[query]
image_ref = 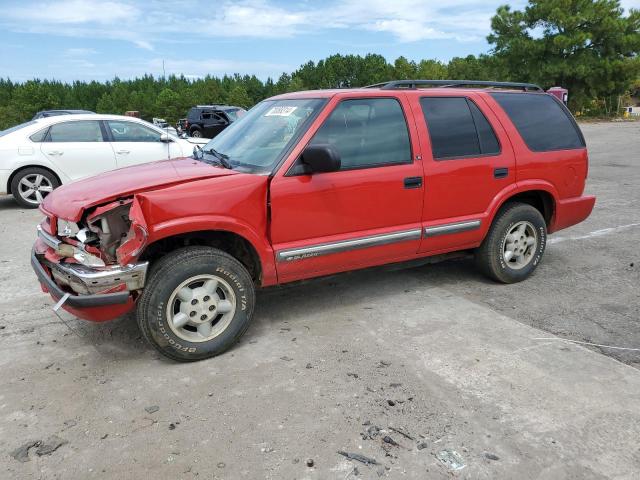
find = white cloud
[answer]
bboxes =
[198,0,493,42]
[5,0,635,51]
[5,0,138,24]
[0,0,500,49]
[215,0,308,37]
[63,47,97,56]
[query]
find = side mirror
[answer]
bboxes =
[300,144,341,174]
[160,133,172,143]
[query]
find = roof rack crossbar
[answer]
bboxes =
[363,79,543,92]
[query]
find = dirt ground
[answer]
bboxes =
[0,122,639,479]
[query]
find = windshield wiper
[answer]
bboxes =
[201,147,233,169]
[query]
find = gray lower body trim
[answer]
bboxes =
[424,220,481,237]
[277,228,422,262]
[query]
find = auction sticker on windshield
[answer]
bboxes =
[265,106,297,117]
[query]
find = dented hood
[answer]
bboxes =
[42,157,237,221]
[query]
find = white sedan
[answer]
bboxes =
[0,114,208,207]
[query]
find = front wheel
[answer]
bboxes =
[190,128,203,138]
[137,247,255,361]
[475,203,547,283]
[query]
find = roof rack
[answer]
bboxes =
[364,80,543,92]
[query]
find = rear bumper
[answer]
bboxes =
[549,195,596,233]
[31,245,146,321]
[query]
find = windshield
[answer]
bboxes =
[200,98,326,174]
[0,120,36,138]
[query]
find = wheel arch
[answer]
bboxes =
[140,229,266,286]
[499,189,555,227]
[487,182,558,230]
[7,165,63,195]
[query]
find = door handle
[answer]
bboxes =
[403,176,423,189]
[47,151,63,156]
[494,167,509,179]
[116,150,130,155]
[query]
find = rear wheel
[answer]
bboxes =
[190,128,203,138]
[475,203,547,283]
[137,246,255,362]
[11,167,59,208]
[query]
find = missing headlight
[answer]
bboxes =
[86,200,133,263]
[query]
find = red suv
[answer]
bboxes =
[31,80,595,361]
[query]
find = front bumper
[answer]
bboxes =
[31,243,148,321]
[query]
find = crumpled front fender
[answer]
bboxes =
[116,196,149,265]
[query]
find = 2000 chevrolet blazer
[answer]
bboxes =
[31,80,596,361]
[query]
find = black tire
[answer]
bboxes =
[136,246,255,362]
[190,127,203,138]
[475,203,547,283]
[11,167,60,208]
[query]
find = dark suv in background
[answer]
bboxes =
[185,105,246,138]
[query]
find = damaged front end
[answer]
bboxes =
[32,197,149,322]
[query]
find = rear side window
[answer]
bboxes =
[309,98,411,170]
[46,121,104,142]
[107,121,162,142]
[490,93,584,151]
[420,97,500,160]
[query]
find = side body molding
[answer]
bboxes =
[277,228,422,262]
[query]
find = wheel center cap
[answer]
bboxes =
[189,298,218,323]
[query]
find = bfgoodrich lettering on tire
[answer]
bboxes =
[136,246,255,362]
[475,202,547,283]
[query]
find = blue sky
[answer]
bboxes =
[0,0,639,82]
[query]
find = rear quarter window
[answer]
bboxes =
[490,93,585,152]
[420,97,500,160]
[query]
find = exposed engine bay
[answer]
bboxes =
[85,200,133,263]
[54,197,147,268]
[35,197,149,299]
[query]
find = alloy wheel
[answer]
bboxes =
[166,274,236,342]
[501,221,538,270]
[18,174,54,205]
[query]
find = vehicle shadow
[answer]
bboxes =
[0,195,22,211]
[68,257,490,362]
[245,256,489,340]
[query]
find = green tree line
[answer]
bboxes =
[0,0,638,130]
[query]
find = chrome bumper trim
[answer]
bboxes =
[46,260,149,295]
[424,220,481,237]
[37,224,62,249]
[277,228,422,262]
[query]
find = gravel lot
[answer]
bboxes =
[1,121,639,479]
